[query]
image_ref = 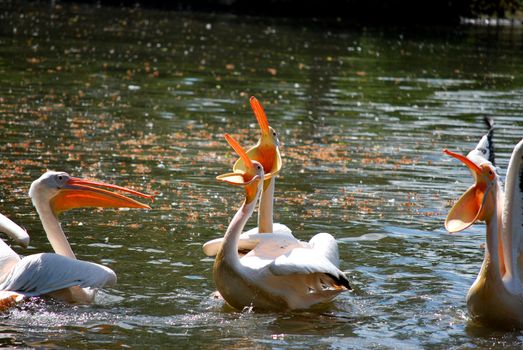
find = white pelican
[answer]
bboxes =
[235,96,287,234]
[0,171,153,305]
[203,96,293,257]
[213,134,350,310]
[444,130,523,329]
[0,212,30,309]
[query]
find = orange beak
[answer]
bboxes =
[250,96,270,137]
[226,134,255,175]
[444,149,481,176]
[50,177,154,215]
[232,97,282,184]
[217,134,263,204]
[444,149,489,233]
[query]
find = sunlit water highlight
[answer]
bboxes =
[1,2,523,348]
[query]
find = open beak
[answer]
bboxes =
[50,177,154,215]
[250,96,282,176]
[0,213,29,248]
[217,134,263,203]
[250,96,270,137]
[232,97,282,183]
[266,142,282,177]
[444,149,489,233]
[444,149,482,177]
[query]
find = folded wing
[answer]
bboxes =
[269,248,351,290]
[503,139,523,291]
[0,253,116,296]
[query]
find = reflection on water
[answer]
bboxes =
[1,1,523,348]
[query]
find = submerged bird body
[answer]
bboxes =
[445,120,523,329]
[213,135,350,311]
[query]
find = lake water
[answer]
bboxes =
[1,2,523,348]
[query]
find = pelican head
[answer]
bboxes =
[233,97,282,185]
[0,213,29,248]
[29,171,153,215]
[217,134,266,204]
[467,117,496,168]
[444,149,499,233]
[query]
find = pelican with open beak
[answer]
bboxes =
[233,96,285,234]
[203,96,294,257]
[445,130,523,329]
[0,171,153,305]
[212,134,350,310]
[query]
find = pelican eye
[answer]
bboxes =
[486,168,497,180]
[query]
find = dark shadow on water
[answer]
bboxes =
[54,0,505,25]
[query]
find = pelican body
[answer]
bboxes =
[213,135,350,311]
[0,171,152,305]
[445,123,523,329]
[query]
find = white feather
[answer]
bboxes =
[0,253,116,296]
[269,247,343,277]
[202,223,294,257]
[502,139,523,291]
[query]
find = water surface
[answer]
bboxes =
[1,2,523,348]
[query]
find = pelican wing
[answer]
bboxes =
[203,225,296,257]
[203,233,262,257]
[0,240,21,281]
[504,139,523,288]
[268,248,350,289]
[0,253,116,296]
[240,233,305,271]
[308,232,340,267]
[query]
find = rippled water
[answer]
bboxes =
[1,2,523,348]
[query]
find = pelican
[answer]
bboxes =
[444,127,523,329]
[234,96,287,234]
[0,171,153,305]
[0,212,30,309]
[212,134,350,310]
[203,96,293,257]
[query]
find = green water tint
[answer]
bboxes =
[1,1,523,348]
